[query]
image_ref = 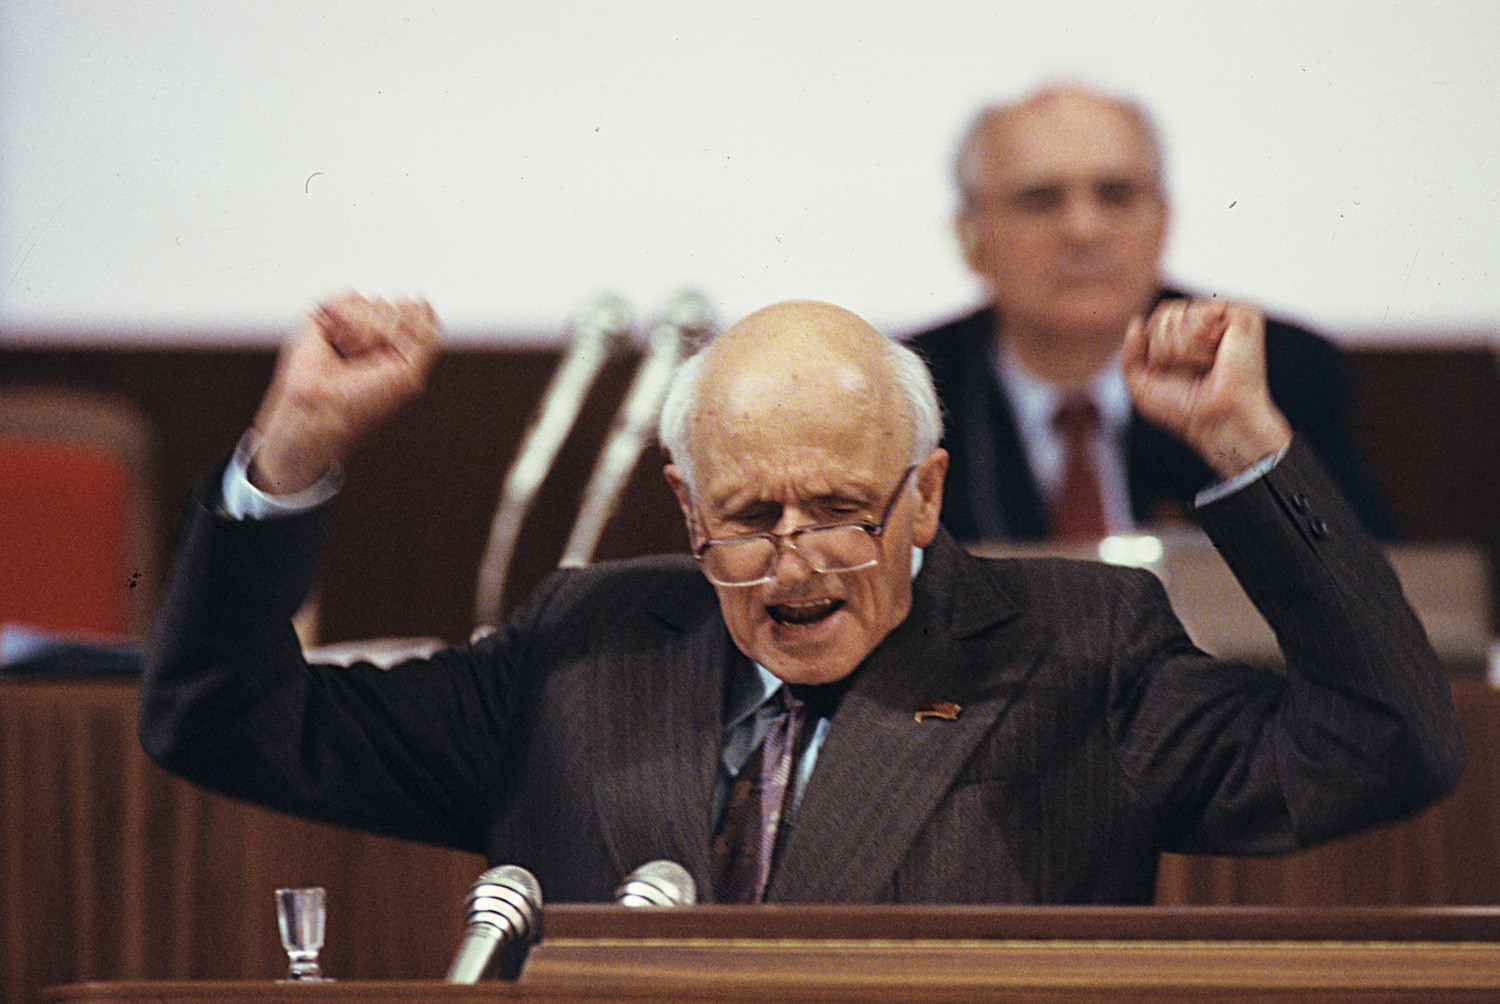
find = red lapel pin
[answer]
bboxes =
[914,700,961,722]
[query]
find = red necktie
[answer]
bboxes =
[711,688,805,903]
[1051,394,1108,540]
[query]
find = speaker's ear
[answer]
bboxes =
[954,215,982,272]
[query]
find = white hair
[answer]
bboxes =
[657,332,942,500]
[952,83,1165,211]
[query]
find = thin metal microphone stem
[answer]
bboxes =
[473,295,632,630]
[557,290,713,569]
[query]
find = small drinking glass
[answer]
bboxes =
[275,886,327,981]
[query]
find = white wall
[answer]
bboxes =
[2,1,1496,345]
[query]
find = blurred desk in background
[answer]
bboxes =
[969,533,1500,907]
[968,534,1496,675]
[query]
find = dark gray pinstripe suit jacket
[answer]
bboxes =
[140,439,1462,904]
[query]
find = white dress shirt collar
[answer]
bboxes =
[992,343,1135,533]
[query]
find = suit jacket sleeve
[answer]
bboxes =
[1261,315,1397,539]
[138,468,573,853]
[1110,437,1462,854]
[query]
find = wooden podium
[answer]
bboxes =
[9,678,1500,1003]
[41,904,1500,1003]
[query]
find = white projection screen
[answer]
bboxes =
[2,1,1496,346]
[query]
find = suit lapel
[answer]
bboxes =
[958,310,1051,540]
[589,573,728,897]
[767,532,1045,902]
[583,534,1051,904]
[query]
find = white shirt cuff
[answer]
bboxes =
[220,430,342,519]
[1193,441,1291,508]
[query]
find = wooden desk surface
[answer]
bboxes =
[969,535,1496,671]
[39,906,1500,1003]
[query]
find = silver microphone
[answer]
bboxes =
[614,859,697,907]
[444,864,543,983]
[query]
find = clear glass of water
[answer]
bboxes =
[275,886,327,981]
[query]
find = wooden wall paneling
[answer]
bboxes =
[334,833,479,982]
[1345,347,1499,540]
[1156,677,1500,906]
[318,348,630,645]
[1344,346,1500,630]
[3,682,115,1002]
[3,340,1495,645]
[1,679,485,1004]
[280,344,688,643]
[1,679,33,1004]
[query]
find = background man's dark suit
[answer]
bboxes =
[906,296,1397,542]
[141,439,1460,905]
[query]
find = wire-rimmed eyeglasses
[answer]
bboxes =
[692,466,917,587]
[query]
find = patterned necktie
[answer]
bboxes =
[711,687,805,903]
[1051,393,1108,540]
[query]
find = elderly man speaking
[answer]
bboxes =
[141,293,1460,905]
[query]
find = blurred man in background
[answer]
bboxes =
[906,82,1394,543]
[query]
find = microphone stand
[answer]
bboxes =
[557,290,713,570]
[472,295,632,631]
